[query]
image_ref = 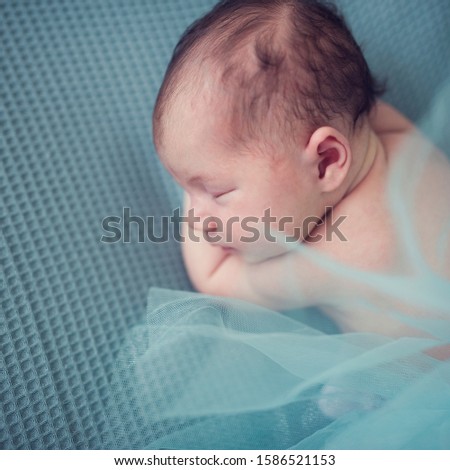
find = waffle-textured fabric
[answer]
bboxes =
[1,0,450,449]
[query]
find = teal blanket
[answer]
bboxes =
[1,0,449,449]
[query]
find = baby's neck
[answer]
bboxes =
[345,123,383,196]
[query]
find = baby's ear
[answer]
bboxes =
[305,126,351,193]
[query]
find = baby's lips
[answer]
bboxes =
[221,246,237,254]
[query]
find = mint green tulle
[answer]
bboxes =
[108,288,449,449]
[108,81,450,449]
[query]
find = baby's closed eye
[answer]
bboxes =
[209,188,236,200]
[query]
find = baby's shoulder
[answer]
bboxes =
[359,129,450,275]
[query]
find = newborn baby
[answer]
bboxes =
[152,0,450,339]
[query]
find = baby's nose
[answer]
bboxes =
[204,219,219,233]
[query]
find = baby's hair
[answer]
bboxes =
[153,0,385,153]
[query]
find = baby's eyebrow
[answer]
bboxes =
[187,175,214,186]
[165,167,211,186]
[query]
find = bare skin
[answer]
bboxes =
[157,97,450,344]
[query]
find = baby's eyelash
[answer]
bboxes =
[212,189,234,199]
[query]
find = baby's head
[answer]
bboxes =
[153,0,383,257]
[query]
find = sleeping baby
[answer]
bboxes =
[152,0,450,340]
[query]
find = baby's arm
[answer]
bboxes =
[183,234,323,311]
[181,191,345,311]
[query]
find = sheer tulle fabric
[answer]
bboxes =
[108,82,450,449]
